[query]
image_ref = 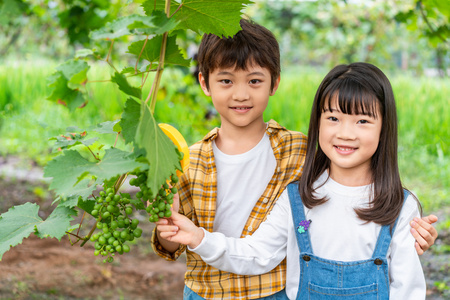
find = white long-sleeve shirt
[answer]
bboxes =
[191,172,426,299]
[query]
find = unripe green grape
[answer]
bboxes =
[107,256,114,263]
[99,191,105,197]
[108,237,116,245]
[163,182,169,189]
[102,211,110,219]
[165,204,171,211]
[158,202,166,211]
[106,245,112,251]
[102,227,109,233]
[103,232,112,239]
[96,222,103,229]
[120,231,128,239]
[164,210,172,218]
[113,231,121,238]
[107,205,115,213]
[131,219,139,227]
[99,236,106,245]
[113,240,119,247]
[171,174,179,183]
[133,228,143,238]
[123,244,130,253]
[158,211,165,218]
[125,207,133,215]
[115,245,122,252]
[136,191,143,198]
[94,250,100,256]
[171,187,178,194]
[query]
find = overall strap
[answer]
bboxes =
[372,189,410,258]
[287,182,313,253]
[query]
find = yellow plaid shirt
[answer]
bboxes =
[152,120,307,299]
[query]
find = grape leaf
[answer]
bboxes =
[142,0,253,37]
[44,148,146,198]
[47,72,85,111]
[127,35,191,67]
[121,97,141,144]
[76,198,96,215]
[35,205,77,239]
[111,72,142,99]
[50,135,98,150]
[90,14,178,40]
[0,203,76,261]
[91,120,120,134]
[56,59,90,89]
[135,103,181,193]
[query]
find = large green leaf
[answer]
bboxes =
[128,35,191,67]
[142,0,253,37]
[47,72,85,111]
[111,72,142,99]
[44,148,147,198]
[135,104,181,193]
[0,203,76,261]
[90,13,178,40]
[121,97,141,144]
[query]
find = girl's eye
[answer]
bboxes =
[357,119,369,124]
[327,116,338,122]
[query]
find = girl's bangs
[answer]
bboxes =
[321,78,380,118]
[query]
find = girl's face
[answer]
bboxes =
[319,97,382,186]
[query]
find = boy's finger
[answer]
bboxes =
[410,227,428,253]
[414,241,424,256]
[411,217,438,242]
[422,214,438,225]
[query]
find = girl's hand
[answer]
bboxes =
[156,211,205,249]
[410,214,438,255]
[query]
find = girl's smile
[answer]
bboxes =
[319,98,382,186]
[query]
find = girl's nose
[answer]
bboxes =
[336,123,356,140]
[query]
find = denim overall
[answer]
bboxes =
[287,182,408,300]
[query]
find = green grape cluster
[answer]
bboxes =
[129,171,179,223]
[89,188,143,263]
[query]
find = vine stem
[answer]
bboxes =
[146,0,172,113]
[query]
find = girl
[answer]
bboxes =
[158,62,426,299]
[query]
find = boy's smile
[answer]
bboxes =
[199,65,280,133]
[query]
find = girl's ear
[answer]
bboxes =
[270,75,281,96]
[198,72,211,96]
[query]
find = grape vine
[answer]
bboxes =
[0,0,252,262]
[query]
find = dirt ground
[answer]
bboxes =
[0,158,449,300]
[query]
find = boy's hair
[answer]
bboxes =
[197,18,280,91]
[299,62,421,226]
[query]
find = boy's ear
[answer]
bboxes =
[270,76,281,96]
[198,72,211,96]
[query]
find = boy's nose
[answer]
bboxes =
[232,86,250,101]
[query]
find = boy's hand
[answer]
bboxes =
[156,211,204,249]
[410,214,438,255]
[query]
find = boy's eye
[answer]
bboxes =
[220,79,232,84]
[249,79,261,84]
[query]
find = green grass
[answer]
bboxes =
[0,61,448,215]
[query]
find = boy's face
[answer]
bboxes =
[199,65,280,131]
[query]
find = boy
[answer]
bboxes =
[152,19,438,300]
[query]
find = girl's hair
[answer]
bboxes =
[299,62,421,226]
